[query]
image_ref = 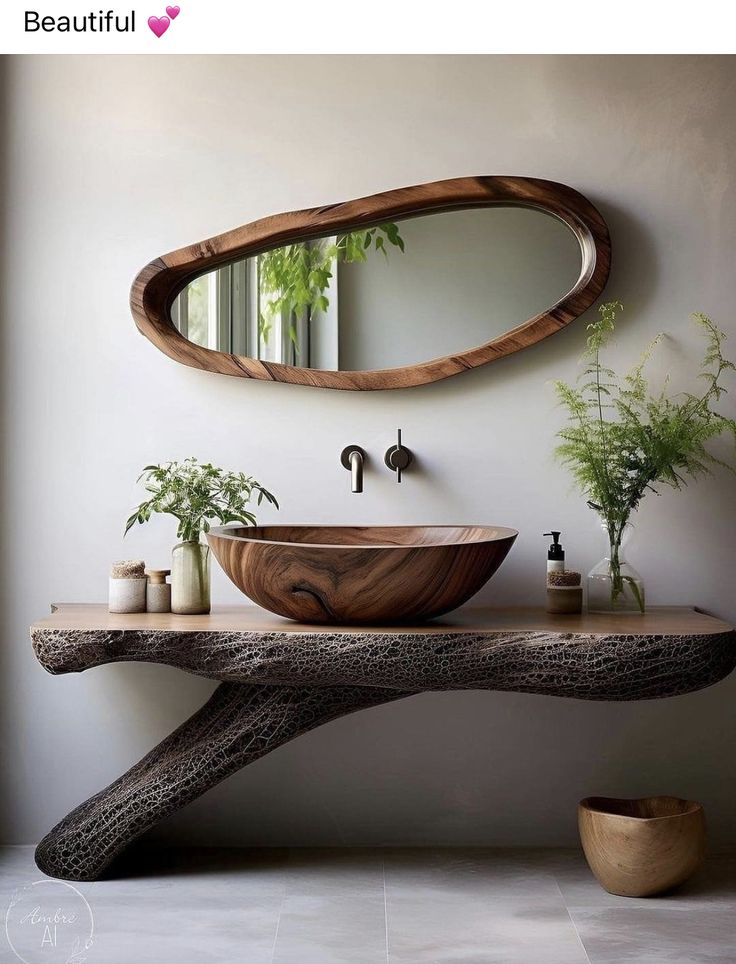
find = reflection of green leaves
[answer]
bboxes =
[258,314,272,344]
[258,223,406,346]
[288,323,299,354]
[335,224,405,264]
[383,221,405,251]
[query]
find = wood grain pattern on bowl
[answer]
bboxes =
[578,795,706,897]
[207,525,517,624]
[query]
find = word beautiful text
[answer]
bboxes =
[25,10,136,32]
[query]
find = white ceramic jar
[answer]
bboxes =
[109,560,147,614]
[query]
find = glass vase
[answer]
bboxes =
[171,540,211,615]
[587,518,645,614]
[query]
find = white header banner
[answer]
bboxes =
[0,0,734,54]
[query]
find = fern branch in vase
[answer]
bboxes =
[554,302,736,613]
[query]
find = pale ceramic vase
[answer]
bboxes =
[171,540,211,615]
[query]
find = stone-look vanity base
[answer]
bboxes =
[35,682,404,882]
[30,605,736,881]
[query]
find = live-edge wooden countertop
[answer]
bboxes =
[32,603,733,637]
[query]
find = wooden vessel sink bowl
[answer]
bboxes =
[207,524,517,624]
[578,796,706,897]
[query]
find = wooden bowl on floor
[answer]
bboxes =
[578,796,705,897]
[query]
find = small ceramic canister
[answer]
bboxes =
[546,570,583,614]
[109,560,146,613]
[146,569,172,613]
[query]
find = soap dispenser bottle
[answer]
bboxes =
[544,531,565,575]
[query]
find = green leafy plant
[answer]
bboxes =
[555,301,736,610]
[258,224,406,348]
[125,458,278,544]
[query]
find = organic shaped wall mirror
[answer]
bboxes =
[131,176,611,390]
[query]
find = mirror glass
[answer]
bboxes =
[171,207,582,372]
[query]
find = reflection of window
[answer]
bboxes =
[256,241,339,369]
[173,251,339,368]
[172,262,252,354]
[173,274,213,348]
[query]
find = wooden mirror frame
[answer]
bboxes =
[130,175,611,391]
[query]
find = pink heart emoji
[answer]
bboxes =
[148,15,170,37]
[166,5,180,18]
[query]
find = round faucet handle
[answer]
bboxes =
[384,429,413,483]
[386,446,411,471]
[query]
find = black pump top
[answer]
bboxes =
[543,531,565,561]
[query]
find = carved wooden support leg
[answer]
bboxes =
[35,682,405,881]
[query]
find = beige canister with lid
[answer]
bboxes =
[146,569,172,613]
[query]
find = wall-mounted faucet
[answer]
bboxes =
[340,432,413,492]
[384,429,413,483]
[340,445,366,493]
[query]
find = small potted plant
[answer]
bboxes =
[555,302,735,613]
[125,458,278,614]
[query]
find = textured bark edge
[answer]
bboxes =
[31,626,736,701]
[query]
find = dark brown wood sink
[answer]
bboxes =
[207,524,517,624]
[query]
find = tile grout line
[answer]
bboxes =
[553,874,592,964]
[382,854,390,964]
[269,849,290,964]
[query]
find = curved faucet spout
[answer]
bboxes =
[349,450,364,494]
[340,445,366,494]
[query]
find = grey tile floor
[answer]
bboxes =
[1,846,734,963]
